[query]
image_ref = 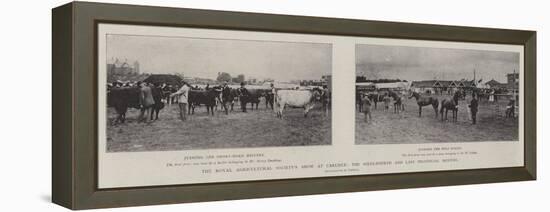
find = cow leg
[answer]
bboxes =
[116,113,123,124]
[223,102,229,115]
[241,100,247,112]
[305,104,314,117]
[155,107,160,120]
[278,104,285,119]
[418,106,422,117]
[455,110,458,122]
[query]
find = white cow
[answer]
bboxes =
[275,89,321,118]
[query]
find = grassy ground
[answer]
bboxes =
[106,100,331,152]
[356,95,519,144]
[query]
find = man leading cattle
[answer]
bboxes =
[170,81,190,121]
[221,82,234,114]
[138,81,155,123]
[237,82,249,112]
[265,83,276,110]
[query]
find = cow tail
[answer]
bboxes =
[273,90,278,113]
[273,92,278,114]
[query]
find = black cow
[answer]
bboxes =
[107,86,164,123]
[188,88,220,116]
[239,89,267,111]
[150,86,165,120]
[220,87,239,114]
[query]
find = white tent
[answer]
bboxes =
[375,82,410,90]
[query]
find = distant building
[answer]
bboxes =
[507,73,519,85]
[485,79,502,89]
[247,78,257,84]
[299,74,332,88]
[410,80,475,94]
[484,72,519,94]
[107,58,145,82]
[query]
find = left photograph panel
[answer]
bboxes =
[103,33,332,152]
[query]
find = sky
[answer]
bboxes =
[356,44,520,83]
[106,34,332,82]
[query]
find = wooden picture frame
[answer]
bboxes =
[52,1,536,210]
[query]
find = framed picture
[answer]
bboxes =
[52,2,536,210]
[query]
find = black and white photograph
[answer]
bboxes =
[105,34,332,152]
[355,44,520,144]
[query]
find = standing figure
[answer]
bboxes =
[221,82,235,114]
[506,98,516,118]
[322,85,331,116]
[150,83,165,121]
[362,94,372,122]
[238,82,249,112]
[383,94,391,111]
[170,82,190,121]
[138,82,155,123]
[468,95,479,124]
[265,83,276,110]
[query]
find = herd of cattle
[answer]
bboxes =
[107,83,331,123]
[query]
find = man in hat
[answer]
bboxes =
[265,83,276,110]
[238,82,249,112]
[468,94,479,124]
[361,93,372,122]
[170,81,190,121]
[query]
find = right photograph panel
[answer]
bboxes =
[355,44,520,144]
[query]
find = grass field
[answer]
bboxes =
[107,100,331,152]
[356,95,519,144]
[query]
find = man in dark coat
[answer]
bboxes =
[506,98,516,118]
[468,95,479,125]
[138,81,155,123]
[265,83,275,110]
[362,94,372,122]
[150,83,165,120]
[238,82,249,112]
